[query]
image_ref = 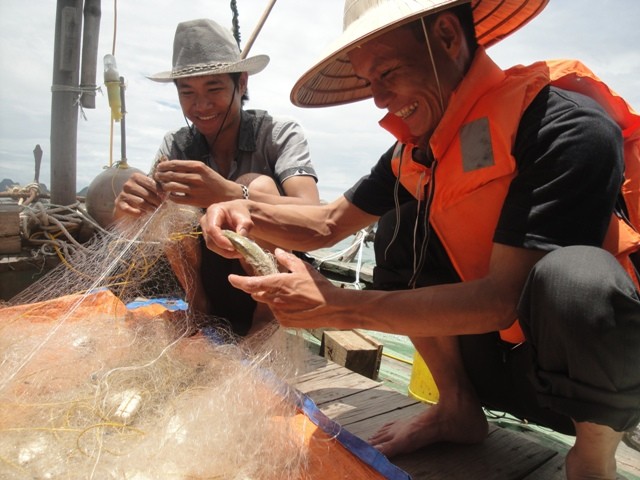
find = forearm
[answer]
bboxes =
[247,201,340,251]
[245,189,319,206]
[322,279,517,337]
[248,193,376,252]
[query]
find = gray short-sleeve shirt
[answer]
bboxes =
[154,109,317,193]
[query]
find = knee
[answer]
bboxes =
[529,246,629,295]
[519,246,636,334]
[531,246,616,293]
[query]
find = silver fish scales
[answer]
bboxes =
[221,230,278,276]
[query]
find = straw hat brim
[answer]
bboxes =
[148,54,270,83]
[291,0,548,107]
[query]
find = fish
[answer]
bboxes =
[221,230,278,276]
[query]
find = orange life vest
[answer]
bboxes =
[382,48,640,344]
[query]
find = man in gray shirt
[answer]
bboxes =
[114,19,319,336]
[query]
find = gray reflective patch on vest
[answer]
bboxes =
[460,117,494,171]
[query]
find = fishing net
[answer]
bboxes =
[0,199,314,479]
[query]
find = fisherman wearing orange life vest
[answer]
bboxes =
[200,1,640,478]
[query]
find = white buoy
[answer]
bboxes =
[85,163,143,228]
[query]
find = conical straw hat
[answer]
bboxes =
[291,0,548,107]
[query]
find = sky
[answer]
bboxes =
[0,0,639,202]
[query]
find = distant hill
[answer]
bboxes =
[0,178,19,192]
[1,178,88,196]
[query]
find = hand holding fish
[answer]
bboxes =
[200,200,256,260]
[227,248,350,330]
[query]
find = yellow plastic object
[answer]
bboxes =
[104,54,122,121]
[408,351,439,404]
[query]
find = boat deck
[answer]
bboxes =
[292,353,640,480]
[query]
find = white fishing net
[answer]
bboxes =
[0,199,313,479]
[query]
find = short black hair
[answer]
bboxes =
[230,72,249,106]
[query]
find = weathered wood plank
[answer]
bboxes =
[0,236,21,254]
[392,428,558,480]
[295,369,380,405]
[315,385,419,427]
[616,442,640,478]
[293,354,640,480]
[521,454,566,479]
[0,204,20,237]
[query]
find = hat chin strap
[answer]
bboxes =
[210,86,238,150]
[184,86,238,152]
[420,18,445,115]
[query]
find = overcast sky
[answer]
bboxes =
[1,0,638,201]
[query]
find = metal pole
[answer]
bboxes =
[119,76,127,165]
[50,0,83,205]
[80,0,101,109]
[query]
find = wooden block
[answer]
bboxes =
[0,204,20,237]
[322,329,383,379]
[0,236,21,254]
[308,327,336,342]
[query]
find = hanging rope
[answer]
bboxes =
[230,0,241,48]
[111,0,118,56]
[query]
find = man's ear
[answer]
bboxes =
[432,12,464,57]
[239,72,249,95]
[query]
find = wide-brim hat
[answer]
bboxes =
[149,18,270,83]
[291,0,548,107]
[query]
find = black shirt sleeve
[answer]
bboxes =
[494,86,624,250]
[344,143,415,217]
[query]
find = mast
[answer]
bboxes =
[50,0,101,205]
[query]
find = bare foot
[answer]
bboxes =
[566,421,623,480]
[369,396,488,457]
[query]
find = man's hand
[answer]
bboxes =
[228,249,343,329]
[114,172,163,218]
[154,160,240,208]
[199,200,255,260]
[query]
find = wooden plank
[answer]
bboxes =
[316,385,420,427]
[0,236,21,254]
[521,455,566,479]
[392,428,558,480]
[292,355,640,480]
[293,356,552,479]
[616,442,640,478]
[0,204,20,236]
[294,368,380,406]
[343,401,429,440]
[307,327,336,341]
